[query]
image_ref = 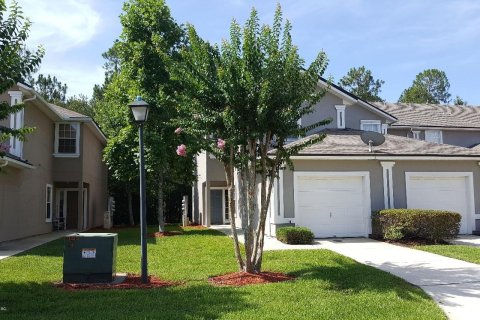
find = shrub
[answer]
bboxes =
[372,209,461,243]
[276,226,314,244]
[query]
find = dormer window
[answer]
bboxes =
[361,120,381,133]
[54,122,80,157]
[335,105,346,129]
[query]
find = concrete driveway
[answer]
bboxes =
[211,225,480,320]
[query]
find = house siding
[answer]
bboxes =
[0,100,54,242]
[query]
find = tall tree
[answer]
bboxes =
[453,95,467,106]
[399,69,451,104]
[96,0,195,232]
[338,66,384,102]
[0,0,44,156]
[28,74,67,105]
[174,5,329,273]
[65,94,95,118]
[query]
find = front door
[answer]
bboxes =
[57,190,79,230]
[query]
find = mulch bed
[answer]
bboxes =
[55,274,178,290]
[148,231,183,238]
[384,238,449,246]
[209,271,295,287]
[182,225,208,230]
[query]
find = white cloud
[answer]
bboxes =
[10,0,101,52]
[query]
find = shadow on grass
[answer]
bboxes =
[0,281,252,320]
[288,256,426,301]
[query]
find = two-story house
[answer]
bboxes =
[193,78,480,238]
[0,83,108,242]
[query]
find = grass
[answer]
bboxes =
[0,225,446,320]
[414,244,480,264]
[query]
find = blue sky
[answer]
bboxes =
[12,0,480,105]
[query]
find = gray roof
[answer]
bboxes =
[281,129,480,157]
[372,102,480,129]
[48,103,89,119]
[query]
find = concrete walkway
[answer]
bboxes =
[0,230,72,260]
[448,235,480,247]
[210,225,480,320]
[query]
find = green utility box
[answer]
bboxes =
[63,233,118,283]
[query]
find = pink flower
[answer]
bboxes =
[174,127,183,134]
[176,144,187,157]
[217,138,226,150]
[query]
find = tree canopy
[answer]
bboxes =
[338,66,384,102]
[173,5,329,273]
[399,69,451,104]
[0,0,44,156]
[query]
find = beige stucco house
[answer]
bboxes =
[193,78,480,238]
[0,83,108,242]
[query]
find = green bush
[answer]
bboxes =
[372,209,461,243]
[276,226,314,244]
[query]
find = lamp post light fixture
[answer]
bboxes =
[128,96,149,284]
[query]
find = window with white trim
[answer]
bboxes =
[335,105,346,129]
[9,91,24,158]
[46,184,53,222]
[360,120,381,133]
[425,130,443,144]
[54,123,80,156]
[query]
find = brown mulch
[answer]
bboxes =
[209,271,295,287]
[182,225,208,230]
[55,274,178,290]
[148,231,183,238]
[383,238,449,246]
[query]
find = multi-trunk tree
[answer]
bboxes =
[174,5,330,273]
[0,0,44,156]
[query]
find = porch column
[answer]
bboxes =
[381,162,395,209]
[205,181,211,227]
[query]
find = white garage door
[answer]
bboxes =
[406,173,473,234]
[294,172,370,238]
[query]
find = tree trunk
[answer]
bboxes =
[128,189,135,226]
[157,175,165,233]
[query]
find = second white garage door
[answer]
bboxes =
[294,172,371,238]
[406,172,474,234]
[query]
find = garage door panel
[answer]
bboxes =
[406,174,471,234]
[295,173,369,238]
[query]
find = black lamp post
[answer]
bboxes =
[129,96,149,284]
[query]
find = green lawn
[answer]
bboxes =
[0,226,445,320]
[414,244,480,264]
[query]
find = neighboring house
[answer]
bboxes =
[0,83,108,242]
[193,78,480,238]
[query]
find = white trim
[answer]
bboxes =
[360,120,382,133]
[54,122,80,156]
[8,91,23,105]
[290,155,480,161]
[8,91,24,158]
[381,124,388,134]
[45,184,53,222]
[3,157,35,169]
[210,187,229,224]
[335,105,346,129]
[293,171,372,237]
[279,169,285,218]
[380,162,395,209]
[412,131,420,140]
[83,188,88,230]
[405,172,475,234]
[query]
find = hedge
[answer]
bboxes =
[276,226,314,244]
[372,209,461,243]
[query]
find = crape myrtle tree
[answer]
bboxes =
[0,0,44,156]
[173,5,330,273]
[97,0,196,231]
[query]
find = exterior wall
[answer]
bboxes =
[278,159,480,233]
[0,100,55,242]
[303,92,388,134]
[388,128,480,148]
[82,124,108,228]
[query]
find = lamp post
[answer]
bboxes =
[129,96,149,284]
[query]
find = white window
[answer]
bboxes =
[54,122,80,157]
[360,120,381,133]
[335,105,346,129]
[46,184,53,222]
[8,91,24,158]
[412,131,420,140]
[425,130,443,144]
